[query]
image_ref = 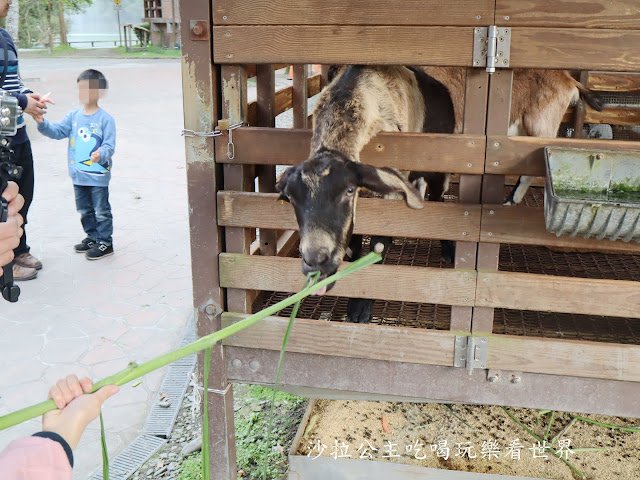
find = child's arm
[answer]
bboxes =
[37,111,74,140]
[92,115,116,166]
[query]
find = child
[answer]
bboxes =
[36,69,116,260]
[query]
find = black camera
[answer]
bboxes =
[0,91,23,302]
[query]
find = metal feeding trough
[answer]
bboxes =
[544,146,640,242]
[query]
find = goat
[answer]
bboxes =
[276,65,455,323]
[423,67,604,204]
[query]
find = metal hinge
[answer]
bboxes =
[454,335,488,374]
[473,26,511,73]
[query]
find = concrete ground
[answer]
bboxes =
[0,57,192,479]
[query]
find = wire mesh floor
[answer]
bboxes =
[253,187,640,345]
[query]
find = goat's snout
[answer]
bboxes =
[302,248,331,273]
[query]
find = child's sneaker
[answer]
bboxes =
[86,242,114,260]
[74,238,96,253]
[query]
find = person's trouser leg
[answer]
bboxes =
[74,185,98,241]
[91,186,113,245]
[12,141,34,256]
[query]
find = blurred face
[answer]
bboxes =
[0,0,11,19]
[77,79,103,105]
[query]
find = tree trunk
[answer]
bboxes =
[47,0,53,54]
[57,1,67,46]
[4,0,19,46]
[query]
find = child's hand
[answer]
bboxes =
[90,148,101,163]
[33,93,54,123]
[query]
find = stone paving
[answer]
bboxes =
[0,57,192,479]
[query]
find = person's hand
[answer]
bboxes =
[0,181,24,275]
[32,93,54,123]
[90,148,101,163]
[42,375,119,450]
[24,93,51,119]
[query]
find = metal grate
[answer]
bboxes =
[89,434,166,480]
[599,91,640,107]
[143,315,197,437]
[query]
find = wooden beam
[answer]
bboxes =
[292,65,309,129]
[480,205,640,254]
[562,105,640,126]
[476,271,640,319]
[214,26,475,65]
[508,28,640,71]
[219,254,477,306]
[218,192,482,242]
[222,314,455,367]
[247,74,321,125]
[488,334,640,383]
[215,128,485,173]
[486,135,640,176]
[588,72,640,93]
[495,0,640,29]
[214,0,493,26]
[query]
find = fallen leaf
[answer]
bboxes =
[382,415,391,434]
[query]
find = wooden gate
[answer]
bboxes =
[179,0,640,477]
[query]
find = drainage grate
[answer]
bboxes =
[89,434,166,480]
[143,316,197,438]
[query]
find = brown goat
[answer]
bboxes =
[423,67,604,204]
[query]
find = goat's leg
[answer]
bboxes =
[345,235,392,324]
[504,175,533,205]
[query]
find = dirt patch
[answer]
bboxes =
[297,400,640,479]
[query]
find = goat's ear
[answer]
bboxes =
[276,166,293,201]
[349,163,425,209]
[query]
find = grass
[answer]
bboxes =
[178,385,307,480]
[114,45,181,58]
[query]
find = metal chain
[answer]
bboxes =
[181,122,244,160]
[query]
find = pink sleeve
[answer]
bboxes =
[0,436,72,480]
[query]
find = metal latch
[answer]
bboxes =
[454,336,488,374]
[473,26,511,73]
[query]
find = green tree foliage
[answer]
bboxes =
[18,0,92,48]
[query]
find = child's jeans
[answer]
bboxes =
[73,185,113,245]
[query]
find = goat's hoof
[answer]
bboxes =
[346,298,373,324]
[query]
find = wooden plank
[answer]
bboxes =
[509,28,640,71]
[488,335,640,383]
[227,347,640,416]
[496,0,640,29]
[222,314,455,367]
[480,204,640,253]
[219,254,477,306]
[218,192,482,242]
[476,271,640,318]
[486,135,640,176]
[213,26,474,65]
[245,63,289,78]
[214,0,493,26]
[292,65,308,129]
[215,128,485,173]
[247,74,321,125]
[588,72,640,93]
[562,105,640,126]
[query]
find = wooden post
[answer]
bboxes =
[256,65,278,256]
[222,65,255,313]
[180,3,236,478]
[450,68,489,332]
[472,69,513,334]
[573,71,590,138]
[293,65,309,129]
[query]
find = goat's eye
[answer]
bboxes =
[346,187,355,196]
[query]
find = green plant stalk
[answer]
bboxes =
[501,407,585,480]
[544,411,555,441]
[263,272,319,480]
[100,412,109,480]
[0,252,381,431]
[440,404,474,430]
[202,347,212,480]
[571,415,640,433]
[552,417,577,445]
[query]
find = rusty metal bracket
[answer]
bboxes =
[190,20,209,41]
[454,335,488,374]
[199,299,223,318]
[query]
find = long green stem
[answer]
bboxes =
[99,412,109,480]
[544,411,555,441]
[501,407,586,480]
[0,253,381,431]
[571,415,640,433]
[202,347,212,480]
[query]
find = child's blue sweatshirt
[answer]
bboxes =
[37,108,116,187]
